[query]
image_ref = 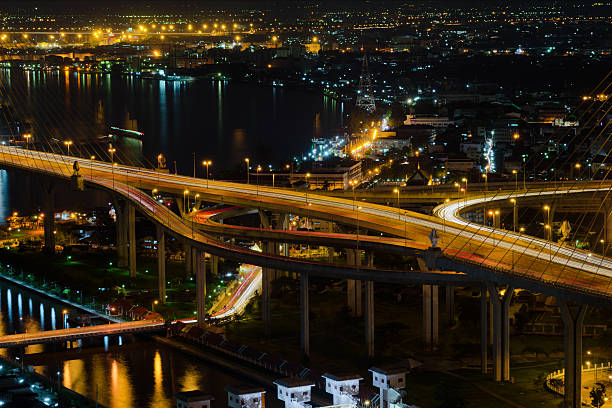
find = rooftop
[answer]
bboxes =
[225,385,267,395]
[274,377,314,388]
[175,390,215,402]
[322,373,363,382]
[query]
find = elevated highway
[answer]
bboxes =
[1,145,610,406]
[0,320,164,347]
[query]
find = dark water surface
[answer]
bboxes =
[0,69,343,221]
[0,278,269,408]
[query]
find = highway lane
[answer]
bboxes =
[0,146,466,286]
[0,320,164,347]
[1,146,612,300]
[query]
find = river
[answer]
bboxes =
[0,68,340,406]
[0,69,344,222]
[0,277,272,408]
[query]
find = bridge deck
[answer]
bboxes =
[0,320,164,347]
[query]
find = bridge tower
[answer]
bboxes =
[355,53,376,113]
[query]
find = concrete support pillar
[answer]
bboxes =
[346,249,362,317]
[487,283,514,382]
[211,255,219,276]
[606,208,612,253]
[446,286,455,326]
[327,221,334,263]
[42,182,55,254]
[262,267,271,337]
[300,272,310,359]
[559,301,588,408]
[157,226,166,304]
[365,280,375,358]
[184,244,193,277]
[480,286,488,374]
[493,210,501,228]
[195,249,207,327]
[423,284,439,350]
[127,204,136,278]
[115,203,128,268]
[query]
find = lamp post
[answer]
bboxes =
[183,189,190,213]
[64,140,73,156]
[112,163,117,189]
[23,134,31,149]
[461,177,468,204]
[574,163,581,180]
[393,188,400,219]
[90,156,95,179]
[152,300,159,312]
[108,145,116,163]
[512,169,518,191]
[543,205,551,241]
[244,158,250,184]
[482,172,488,192]
[349,180,356,210]
[256,165,262,197]
[510,198,517,233]
[356,205,362,258]
[202,160,212,188]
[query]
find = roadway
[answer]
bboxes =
[1,146,612,305]
[0,320,164,347]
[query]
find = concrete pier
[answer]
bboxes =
[480,286,488,374]
[446,285,455,326]
[365,280,374,358]
[300,272,310,359]
[422,284,439,350]
[346,249,362,317]
[195,249,207,327]
[559,301,588,408]
[42,182,55,254]
[157,226,166,304]
[127,204,136,278]
[262,266,272,337]
[487,284,514,381]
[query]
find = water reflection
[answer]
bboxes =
[0,170,8,224]
[0,69,343,179]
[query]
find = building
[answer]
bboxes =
[404,115,455,128]
[322,373,362,405]
[226,385,266,408]
[175,390,215,408]
[369,366,409,408]
[292,159,361,190]
[274,378,314,408]
[372,135,412,155]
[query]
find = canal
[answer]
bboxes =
[0,276,271,408]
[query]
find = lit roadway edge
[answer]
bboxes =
[2,146,612,303]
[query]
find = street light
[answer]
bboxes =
[482,172,488,192]
[393,188,400,219]
[512,169,518,191]
[183,189,190,213]
[108,145,116,163]
[256,165,262,197]
[202,160,212,188]
[244,158,250,184]
[23,134,31,149]
[152,300,159,312]
[543,205,551,241]
[510,198,517,232]
[64,140,73,156]
[90,155,95,179]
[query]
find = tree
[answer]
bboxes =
[590,383,606,408]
